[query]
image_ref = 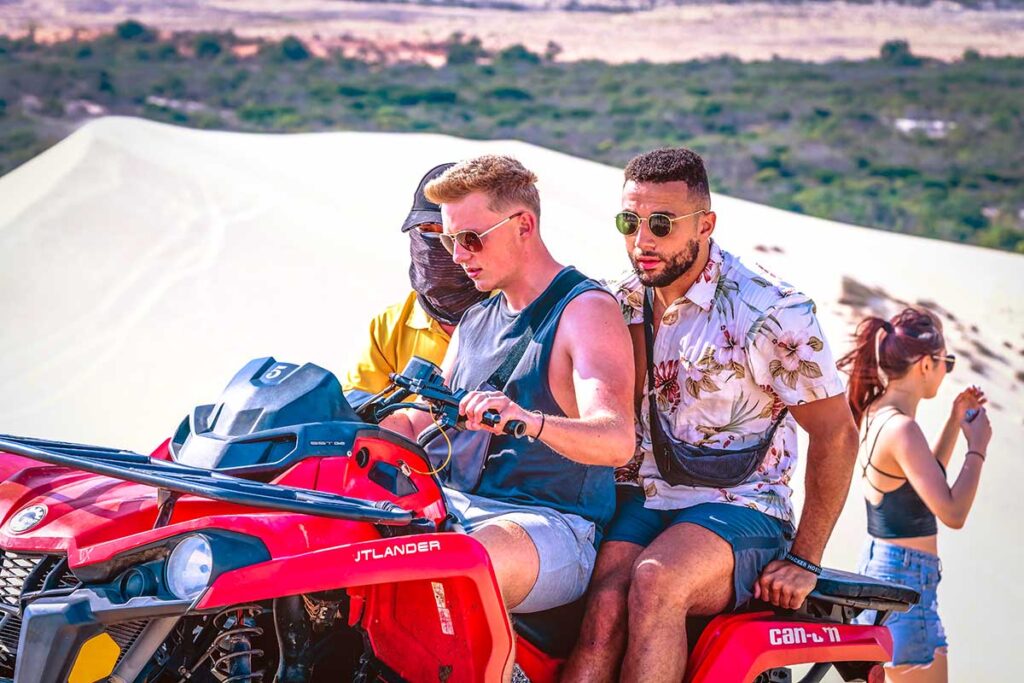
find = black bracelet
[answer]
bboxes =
[531,410,545,441]
[784,552,822,576]
[966,450,986,462]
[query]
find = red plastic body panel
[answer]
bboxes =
[149,438,173,461]
[515,636,560,683]
[0,439,894,683]
[201,533,514,683]
[685,612,893,682]
[510,613,894,683]
[0,427,446,567]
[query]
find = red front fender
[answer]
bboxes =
[200,532,515,683]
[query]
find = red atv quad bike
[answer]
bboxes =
[0,356,918,683]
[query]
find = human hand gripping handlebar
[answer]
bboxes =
[370,357,527,439]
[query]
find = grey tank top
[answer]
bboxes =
[435,266,616,535]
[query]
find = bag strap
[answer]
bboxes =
[483,268,589,392]
[642,288,669,452]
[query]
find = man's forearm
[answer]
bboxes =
[524,410,634,468]
[791,425,859,563]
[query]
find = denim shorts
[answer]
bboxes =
[853,538,948,666]
[604,486,793,609]
[443,487,597,614]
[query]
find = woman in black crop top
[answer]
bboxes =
[837,308,991,682]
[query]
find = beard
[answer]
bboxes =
[631,238,701,288]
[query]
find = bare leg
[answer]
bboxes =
[620,524,735,683]
[471,521,541,609]
[471,522,541,683]
[561,541,644,683]
[886,649,948,683]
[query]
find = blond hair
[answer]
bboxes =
[424,155,541,219]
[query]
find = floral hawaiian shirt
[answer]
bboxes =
[613,240,844,523]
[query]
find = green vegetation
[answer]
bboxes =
[1,25,1021,252]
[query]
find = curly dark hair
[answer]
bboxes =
[623,148,711,205]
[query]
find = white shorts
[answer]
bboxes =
[443,487,597,614]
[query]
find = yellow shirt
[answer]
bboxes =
[344,291,451,398]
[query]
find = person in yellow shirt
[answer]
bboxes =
[344,163,488,406]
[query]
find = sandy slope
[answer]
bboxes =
[0,117,1021,678]
[3,0,1024,62]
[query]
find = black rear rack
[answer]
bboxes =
[0,434,414,526]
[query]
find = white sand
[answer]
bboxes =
[0,117,1021,678]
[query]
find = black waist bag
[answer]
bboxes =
[643,288,788,488]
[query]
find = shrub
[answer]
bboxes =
[115,20,155,42]
[445,34,486,66]
[880,40,921,67]
[489,87,532,101]
[194,34,223,59]
[279,36,310,62]
[497,44,541,65]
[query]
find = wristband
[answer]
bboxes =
[531,410,546,441]
[966,450,986,462]
[783,552,822,576]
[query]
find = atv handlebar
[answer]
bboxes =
[370,359,528,440]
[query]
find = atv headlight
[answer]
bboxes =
[166,534,213,600]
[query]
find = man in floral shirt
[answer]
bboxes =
[563,148,860,682]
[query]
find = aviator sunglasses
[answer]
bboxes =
[439,211,525,255]
[615,209,707,238]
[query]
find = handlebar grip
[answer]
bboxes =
[479,411,528,439]
[504,420,527,439]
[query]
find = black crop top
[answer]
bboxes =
[861,407,941,539]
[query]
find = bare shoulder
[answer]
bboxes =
[554,289,631,368]
[560,289,625,331]
[876,412,930,458]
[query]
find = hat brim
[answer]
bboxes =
[401,209,444,233]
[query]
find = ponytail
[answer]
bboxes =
[838,308,946,425]
[837,317,891,425]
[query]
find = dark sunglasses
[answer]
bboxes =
[931,354,956,372]
[439,211,524,255]
[615,209,707,238]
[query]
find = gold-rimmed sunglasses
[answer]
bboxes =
[439,211,525,255]
[615,209,707,238]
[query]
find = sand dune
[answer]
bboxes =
[0,117,1021,678]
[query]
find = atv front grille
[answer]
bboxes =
[108,619,151,665]
[0,550,80,675]
[0,615,150,673]
[0,551,79,609]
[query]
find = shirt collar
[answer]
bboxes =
[407,297,439,331]
[681,240,724,312]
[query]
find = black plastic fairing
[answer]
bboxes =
[174,357,360,471]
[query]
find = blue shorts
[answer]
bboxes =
[853,538,948,666]
[604,486,792,609]
[443,487,597,614]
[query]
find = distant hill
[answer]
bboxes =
[3,0,1024,65]
[1,27,1021,252]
